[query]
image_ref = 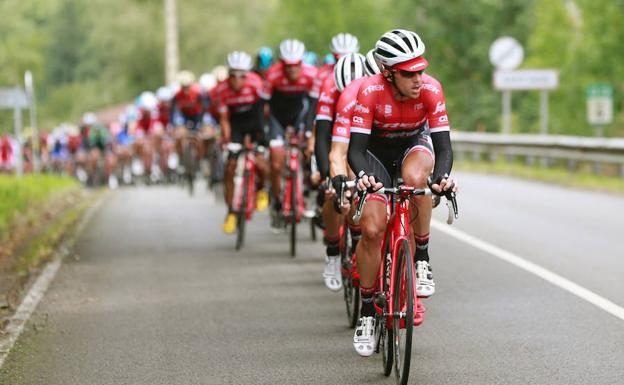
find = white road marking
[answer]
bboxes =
[431,219,624,322]
[0,194,106,369]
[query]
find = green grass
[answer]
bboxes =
[0,174,79,236]
[455,159,624,194]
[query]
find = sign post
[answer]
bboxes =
[586,83,613,137]
[25,71,40,173]
[489,37,524,134]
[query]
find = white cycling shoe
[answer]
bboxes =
[323,255,342,291]
[353,316,376,357]
[416,260,435,297]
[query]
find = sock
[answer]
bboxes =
[414,233,429,263]
[349,223,361,251]
[324,235,340,257]
[360,286,376,317]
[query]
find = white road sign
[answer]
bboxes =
[0,87,28,108]
[494,70,559,91]
[586,84,613,125]
[489,37,524,71]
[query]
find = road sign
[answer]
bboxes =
[0,87,28,108]
[586,84,613,125]
[489,37,524,71]
[494,70,559,91]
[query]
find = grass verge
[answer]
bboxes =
[0,175,79,236]
[455,159,624,194]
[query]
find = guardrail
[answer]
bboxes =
[451,132,624,177]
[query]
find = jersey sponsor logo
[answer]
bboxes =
[363,84,384,96]
[335,116,350,125]
[438,115,449,123]
[422,84,440,94]
[384,104,392,116]
[319,93,334,104]
[414,103,424,110]
[336,126,348,135]
[343,99,356,112]
[433,101,446,114]
[352,116,364,125]
[354,103,369,114]
[320,105,331,113]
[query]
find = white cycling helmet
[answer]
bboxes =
[227,51,253,71]
[330,33,360,55]
[138,91,158,111]
[156,86,173,102]
[334,53,366,92]
[82,112,97,126]
[199,73,217,91]
[279,39,305,64]
[364,48,382,76]
[212,65,228,82]
[176,70,196,87]
[374,29,428,70]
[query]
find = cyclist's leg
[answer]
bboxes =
[400,132,435,296]
[268,114,286,217]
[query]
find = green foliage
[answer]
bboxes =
[0,0,621,137]
[0,174,78,235]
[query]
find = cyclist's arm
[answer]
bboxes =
[329,141,348,177]
[431,131,453,181]
[254,100,267,145]
[347,131,371,177]
[306,96,318,135]
[169,98,178,126]
[314,119,332,179]
[218,113,231,143]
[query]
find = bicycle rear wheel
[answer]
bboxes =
[392,240,414,385]
[341,226,359,328]
[289,175,297,257]
[182,141,195,196]
[235,172,248,251]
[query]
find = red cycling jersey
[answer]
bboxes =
[310,63,334,99]
[157,102,171,127]
[136,110,158,134]
[315,75,339,122]
[174,84,204,117]
[350,73,450,140]
[261,62,318,99]
[332,77,367,144]
[1,137,13,163]
[216,72,264,118]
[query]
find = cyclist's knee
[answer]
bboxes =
[360,218,385,244]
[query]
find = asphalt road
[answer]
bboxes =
[1,172,623,385]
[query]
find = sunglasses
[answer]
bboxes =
[396,69,425,79]
[229,71,247,79]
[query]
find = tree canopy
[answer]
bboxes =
[0,0,621,136]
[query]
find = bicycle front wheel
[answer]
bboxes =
[289,175,297,257]
[235,173,248,251]
[392,240,414,385]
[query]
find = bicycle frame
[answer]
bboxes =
[232,144,257,220]
[282,136,305,223]
[377,189,425,329]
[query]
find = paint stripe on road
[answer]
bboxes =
[431,219,624,322]
[0,194,107,369]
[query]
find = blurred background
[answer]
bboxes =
[1,0,622,136]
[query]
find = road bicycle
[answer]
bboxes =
[353,180,458,385]
[281,127,306,257]
[229,141,263,250]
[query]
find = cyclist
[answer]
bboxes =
[217,51,270,234]
[171,70,204,163]
[261,38,318,230]
[135,91,161,181]
[0,134,15,173]
[347,30,457,356]
[314,53,367,291]
[310,33,360,101]
[254,46,274,79]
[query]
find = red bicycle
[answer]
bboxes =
[281,127,306,257]
[229,142,263,251]
[353,182,458,385]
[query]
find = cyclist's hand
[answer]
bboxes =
[429,173,458,196]
[357,173,383,192]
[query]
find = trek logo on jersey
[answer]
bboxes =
[433,101,446,114]
[384,105,392,116]
[363,84,384,96]
[421,84,440,94]
[354,104,370,114]
[343,100,356,113]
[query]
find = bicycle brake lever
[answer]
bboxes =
[352,190,367,224]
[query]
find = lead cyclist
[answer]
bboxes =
[347,29,458,357]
